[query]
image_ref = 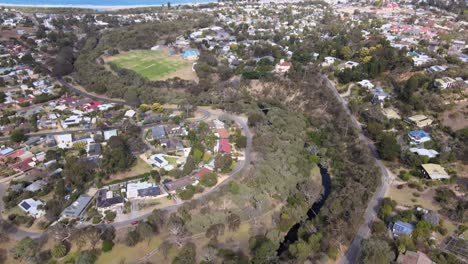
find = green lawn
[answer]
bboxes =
[108,50,192,81]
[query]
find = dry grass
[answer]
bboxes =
[441,100,468,131]
[387,184,440,211]
[103,157,152,184]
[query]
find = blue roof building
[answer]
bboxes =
[408,130,431,144]
[392,221,414,237]
[0,147,14,156]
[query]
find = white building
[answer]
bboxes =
[148,154,169,169]
[18,198,45,218]
[357,80,374,89]
[54,134,73,149]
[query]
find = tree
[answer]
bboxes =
[75,251,97,264]
[172,242,196,264]
[205,223,225,239]
[0,91,5,103]
[359,238,395,264]
[101,136,134,174]
[10,129,27,143]
[339,46,352,60]
[104,210,116,222]
[249,236,277,264]
[226,213,241,231]
[101,240,114,252]
[168,214,186,246]
[376,133,400,161]
[214,154,233,172]
[45,199,64,221]
[200,173,218,187]
[288,239,311,261]
[13,237,38,262]
[248,112,264,127]
[396,234,415,254]
[52,242,68,258]
[151,103,164,113]
[125,229,141,247]
[137,221,154,244]
[100,226,116,241]
[159,241,173,260]
[147,209,165,233]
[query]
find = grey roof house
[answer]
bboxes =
[61,195,93,219]
[151,126,166,140]
[392,221,414,237]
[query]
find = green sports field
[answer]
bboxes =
[108,49,193,81]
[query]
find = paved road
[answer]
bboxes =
[321,77,393,264]
[58,78,128,106]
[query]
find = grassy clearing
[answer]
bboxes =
[96,236,164,264]
[387,184,440,211]
[108,49,192,81]
[103,157,152,184]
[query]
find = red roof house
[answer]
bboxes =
[218,138,231,154]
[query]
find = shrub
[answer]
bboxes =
[200,173,218,187]
[52,242,68,258]
[92,216,102,224]
[101,240,114,252]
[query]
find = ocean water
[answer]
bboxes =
[0,0,214,7]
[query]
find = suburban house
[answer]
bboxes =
[409,148,439,158]
[412,55,432,66]
[274,59,291,74]
[357,79,374,89]
[322,56,337,66]
[422,211,440,226]
[96,189,125,212]
[406,115,433,128]
[382,108,401,120]
[18,198,45,218]
[148,154,169,169]
[192,167,213,180]
[160,137,184,151]
[216,128,231,154]
[151,126,166,141]
[370,87,389,103]
[396,251,433,264]
[392,221,414,237]
[434,77,456,90]
[25,180,47,192]
[61,195,93,219]
[421,164,450,180]
[344,60,359,69]
[54,134,73,149]
[103,129,118,140]
[164,176,195,193]
[408,130,431,144]
[427,65,446,73]
[126,181,162,200]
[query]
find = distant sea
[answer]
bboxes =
[0,0,215,8]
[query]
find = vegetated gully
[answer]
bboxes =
[257,104,332,254]
[277,165,332,255]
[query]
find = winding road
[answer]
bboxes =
[321,76,394,264]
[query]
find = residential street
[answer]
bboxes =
[0,81,252,240]
[322,77,394,264]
